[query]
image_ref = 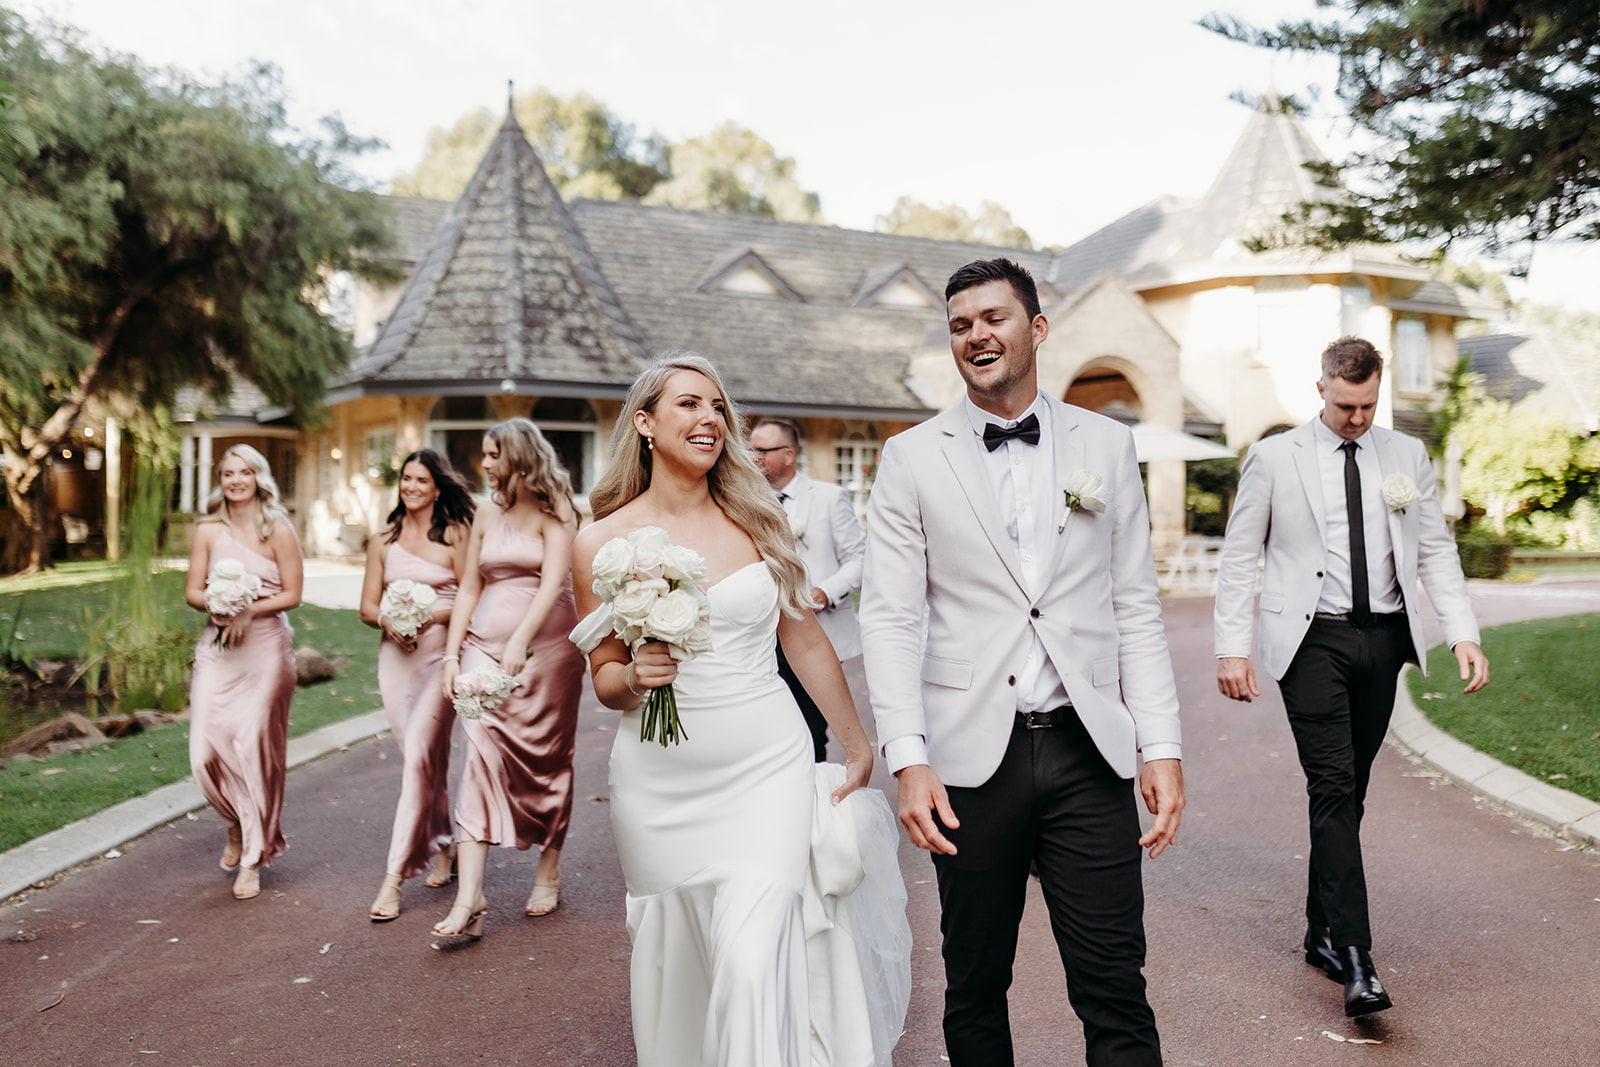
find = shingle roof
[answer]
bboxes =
[1459,329,1600,431]
[384,196,452,265]
[1046,195,1194,292]
[569,198,1056,415]
[347,110,646,391]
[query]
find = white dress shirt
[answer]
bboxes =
[885,392,1181,773]
[1311,417,1403,616]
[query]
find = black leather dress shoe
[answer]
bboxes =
[1338,945,1393,1017]
[1303,926,1341,982]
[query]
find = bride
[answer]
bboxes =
[572,355,909,1066]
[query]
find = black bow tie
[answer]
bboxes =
[982,413,1041,452]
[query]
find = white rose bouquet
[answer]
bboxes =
[451,664,516,721]
[379,579,439,640]
[204,558,263,647]
[1381,473,1417,513]
[575,525,712,746]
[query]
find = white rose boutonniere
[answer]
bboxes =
[1381,473,1417,513]
[788,514,806,545]
[1058,470,1107,532]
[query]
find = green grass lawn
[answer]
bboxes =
[1503,560,1600,583]
[1410,612,1600,803]
[0,571,381,852]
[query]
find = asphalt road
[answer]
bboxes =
[4,582,1599,1066]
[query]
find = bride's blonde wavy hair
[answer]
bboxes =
[198,444,290,542]
[589,354,811,617]
[486,417,574,518]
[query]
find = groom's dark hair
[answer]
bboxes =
[945,258,1041,322]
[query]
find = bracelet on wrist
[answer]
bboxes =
[443,654,459,662]
[624,663,642,697]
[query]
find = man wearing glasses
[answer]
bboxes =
[751,418,867,760]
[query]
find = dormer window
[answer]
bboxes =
[853,265,939,309]
[695,249,803,301]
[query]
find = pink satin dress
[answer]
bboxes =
[455,513,584,851]
[188,529,296,870]
[377,543,459,878]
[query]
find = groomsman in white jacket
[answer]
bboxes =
[752,417,867,761]
[862,258,1184,1066]
[1215,336,1490,1018]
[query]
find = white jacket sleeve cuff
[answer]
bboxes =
[1140,742,1182,764]
[882,734,929,775]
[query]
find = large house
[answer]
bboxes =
[40,99,1500,565]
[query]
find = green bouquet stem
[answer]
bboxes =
[640,682,688,746]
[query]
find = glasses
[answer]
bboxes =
[751,446,794,455]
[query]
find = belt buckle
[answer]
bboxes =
[1020,709,1054,730]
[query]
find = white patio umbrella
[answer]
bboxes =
[1130,422,1236,463]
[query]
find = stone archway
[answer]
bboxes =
[1064,364,1144,423]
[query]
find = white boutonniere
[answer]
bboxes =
[789,514,806,545]
[1381,473,1417,513]
[1058,470,1107,532]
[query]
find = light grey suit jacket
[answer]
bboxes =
[860,396,1182,788]
[783,472,866,661]
[1214,419,1480,680]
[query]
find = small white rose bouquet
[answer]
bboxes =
[1058,469,1107,532]
[379,578,439,640]
[204,557,263,646]
[451,664,516,721]
[572,525,712,746]
[1381,473,1417,513]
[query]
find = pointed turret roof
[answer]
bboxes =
[1170,99,1340,262]
[347,109,645,392]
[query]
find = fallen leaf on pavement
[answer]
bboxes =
[135,919,161,925]
[319,942,332,955]
[37,993,64,1012]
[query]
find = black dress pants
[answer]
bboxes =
[1277,615,1413,949]
[775,643,829,762]
[931,711,1160,1067]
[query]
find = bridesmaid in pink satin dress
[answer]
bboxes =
[435,418,585,940]
[183,444,303,902]
[359,449,476,921]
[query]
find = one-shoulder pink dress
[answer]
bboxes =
[377,543,460,878]
[454,513,584,851]
[188,529,296,870]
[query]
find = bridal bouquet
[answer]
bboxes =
[204,558,263,646]
[580,526,713,746]
[452,664,516,720]
[379,579,439,639]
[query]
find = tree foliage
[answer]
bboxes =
[0,11,392,568]
[642,121,821,223]
[874,196,1032,248]
[1204,1,1600,262]
[1455,395,1600,531]
[392,88,667,202]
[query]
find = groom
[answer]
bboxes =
[861,258,1184,1066]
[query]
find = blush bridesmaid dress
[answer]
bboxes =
[453,515,584,857]
[376,544,459,879]
[188,529,296,872]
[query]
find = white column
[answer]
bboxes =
[197,433,213,508]
[179,434,195,513]
[104,417,121,560]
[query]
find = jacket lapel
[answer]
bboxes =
[1290,421,1328,551]
[1370,428,1409,580]
[1042,399,1083,591]
[938,409,1027,593]
[789,474,814,542]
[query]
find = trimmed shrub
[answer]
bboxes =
[1457,524,1514,579]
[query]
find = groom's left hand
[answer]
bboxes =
[1137,758,1184,859]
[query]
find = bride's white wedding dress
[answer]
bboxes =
[590,561,910,1067]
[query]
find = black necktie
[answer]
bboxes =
[1341,441,1371,626]
[982,413,1040,452]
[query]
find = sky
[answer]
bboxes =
[25,0,1600,310]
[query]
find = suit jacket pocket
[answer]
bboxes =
[1259,593,1285,614]
[921,656,972,690]
[1092,656,1119,687]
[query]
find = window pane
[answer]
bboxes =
[1395,318,1430,393]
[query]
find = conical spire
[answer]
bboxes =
[353,103,645,388]
[1173,97,1343,262]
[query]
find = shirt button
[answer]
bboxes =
[1316,571,1324,578]
[1007,675,1016,686]
[1030,608,1041,618]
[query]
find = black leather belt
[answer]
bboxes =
[1016,706,1072,730]
[1314,611,1406,624]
